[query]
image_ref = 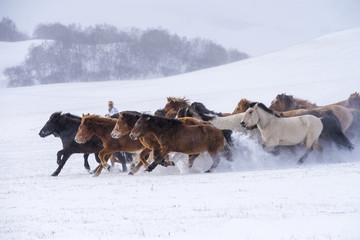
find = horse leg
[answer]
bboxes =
[145,149,168,172]
[188,154,200,168]
[93,150,111,177]
[56,149,64,165]
[52,151,72,176]
[129,152,143,175]
[297,149,312,165]
[206,152,221,173]
[159,155,175,167]
[83,153,90,172]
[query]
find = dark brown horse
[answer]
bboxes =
[129,114,232,173]
[111,112,213,174]
[110,111,176,174]
[75,114,144,176]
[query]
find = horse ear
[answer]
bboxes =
[145,116,151,121]
[253,103,258,109]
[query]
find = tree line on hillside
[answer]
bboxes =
[1,18,249,87]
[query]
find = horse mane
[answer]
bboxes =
[167,97,190,105]
[120,111,142,127]
[82,114,117,126]
[63,113,82,121]
[142,114,183,130]
[276,93,317,109]
[250,102,280,118]
[50,111,62,120]
[349,92,360,99]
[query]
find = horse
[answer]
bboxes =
[240,102,353,164]
[232,98,252,114]
[39,112,131,176]
[269,93,317,112]
[74,114,144,176]
[128,114,233,172]
[156,97,228,119]
[155,97,191,118]
[333,92,360,110]
[110,111,178,174]
[269,93,354,133]
[111,112,214,174]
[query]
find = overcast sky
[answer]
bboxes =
[1,0,360,56]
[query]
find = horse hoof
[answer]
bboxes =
[51,172,59,177]
[128,172,134,175]
[169,161,175,166]
[205,169,212,173]
[145,168,153,172]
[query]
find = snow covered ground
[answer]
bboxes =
[1,28,360,239]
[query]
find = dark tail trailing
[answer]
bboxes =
[321,110,354,150]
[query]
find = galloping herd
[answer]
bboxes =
[39,92,360,176]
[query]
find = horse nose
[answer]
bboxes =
[240,122,246,127]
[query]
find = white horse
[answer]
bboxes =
[240,102,324,164]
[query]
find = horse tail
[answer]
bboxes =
[221,129,233,146]
[320,110,354,150]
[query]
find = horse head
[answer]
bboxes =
[240,102,260,130]
[348,92,360,110]
[129,114,152,140]
[74,114,94,143]
[39,112,62,138]
[232,98,251,114]
[111,112,136,139]
[269,94,298,111]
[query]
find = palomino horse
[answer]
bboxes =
[75,114,144,176]
[240,102,353,164]
[232,98,252,114]
[129,114,232,172]
[269,93,354,133]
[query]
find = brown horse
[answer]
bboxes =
[269,93,317,112]
[110,111,176,174]
[232,98,252,114]
[74,114,144,176]
[128,114,232,172]
[269,93,354,133]
[111,112,212,174]
[155,97,191,118]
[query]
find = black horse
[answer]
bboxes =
[39,112,132,176]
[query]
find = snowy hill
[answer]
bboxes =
[0,40,45,88]
[0,28,360,239]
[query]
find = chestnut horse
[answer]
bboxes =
[156,97,227,119]
[155,97,191,118]
[75,114,144,176]
[269,93,354,133]
[129,114,233,172]
[232,98,252,114]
